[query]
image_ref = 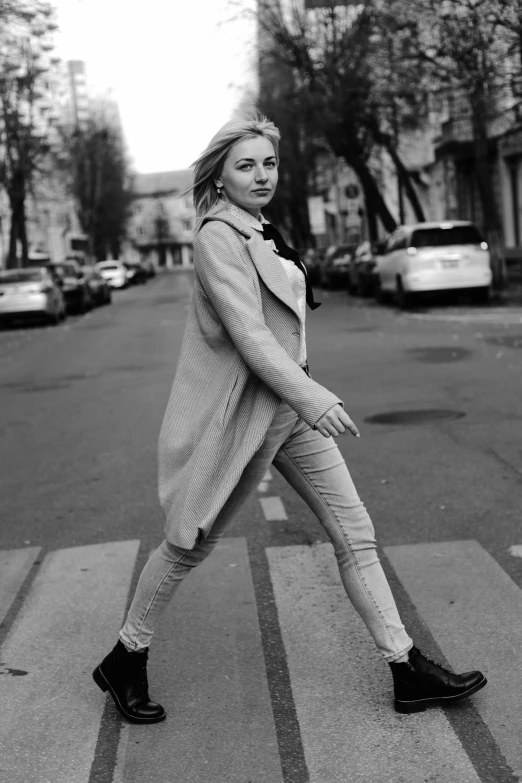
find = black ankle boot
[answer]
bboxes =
[93,640,166,724]
[389,646,487,714]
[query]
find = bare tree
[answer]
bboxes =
[0,1,58,267]
[255,0,432,239]
[60,114,133,262]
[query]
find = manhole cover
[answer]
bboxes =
[365,409,466,425]
[483,335,522,349]
[406,347,473,363]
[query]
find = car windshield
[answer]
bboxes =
[411,226,484,248]
[0,270,42,283]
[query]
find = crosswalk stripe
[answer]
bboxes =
[0,547,40,625]
[0,540,140,783]
[267,543,482,783]
[118,537,284,783]
[385,540,522,779]
[259,496,288,521]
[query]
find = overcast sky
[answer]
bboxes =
[51,0,257,173]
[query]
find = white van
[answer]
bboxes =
[376,221,492,308]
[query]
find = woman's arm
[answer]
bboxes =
[195,220,343,429]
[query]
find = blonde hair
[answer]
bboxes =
[191,114,280,229]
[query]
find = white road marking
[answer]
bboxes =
[120,538,284,783]
[267,543,481,783]
[259,496,288,521]
[0,547,40,625]
[386,539,522,779]
[111,724,130,783]
[509,545,522,558]
[0,540,140,783]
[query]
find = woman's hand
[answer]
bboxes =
[315,404,360,439]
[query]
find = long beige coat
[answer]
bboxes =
[157,206,343,549]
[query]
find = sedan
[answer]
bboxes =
[122,260,148,285]
[320,244,357,290]
[349,240,387,297]
[81,266,112,306]
[95,261,128,289]
[0,267,66,326]
[49,261,92,314]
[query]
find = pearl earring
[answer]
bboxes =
[216,184,222,196]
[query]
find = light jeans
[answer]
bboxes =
[120,402,413,663]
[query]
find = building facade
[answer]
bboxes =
[128,171,196,268]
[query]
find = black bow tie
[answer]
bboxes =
[261,222,321,311]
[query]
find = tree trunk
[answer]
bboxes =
[348,156,398,234]
[7,207,19,269]
[7,175,28,269]
[19,197,28,266]
[471,84,506,288]
[385,145,426,223]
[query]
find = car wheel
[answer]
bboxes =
[396,277,414,310]
[375,278,389,304]
[472,285,492,305]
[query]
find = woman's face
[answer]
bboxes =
[217,135,278,217]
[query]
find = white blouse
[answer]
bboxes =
[227,204,307,366]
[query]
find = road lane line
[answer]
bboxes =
[0,540,140,783]
[119,538,284,783]
[0,547,40,625]
[385,540,522,779]
[111,724,130,783]
[267,543,481,783]
[259,496,288,521]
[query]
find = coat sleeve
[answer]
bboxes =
[195,221,343,429]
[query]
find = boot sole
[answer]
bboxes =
[395,676,487,714]
[92,665,166,724]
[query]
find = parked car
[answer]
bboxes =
[349,240,387,297]
[95,260,128,289]
[376,221,493,308]
[0,267,66,326]
[122,260,148,285]
[48,260,92,314]
[81,266,112,306]
[301,248,325,288]
[141,258,156,278]
[320,244,357,289]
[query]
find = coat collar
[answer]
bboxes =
[203,205,300,320]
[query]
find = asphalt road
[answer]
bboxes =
[1,271,522,783]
